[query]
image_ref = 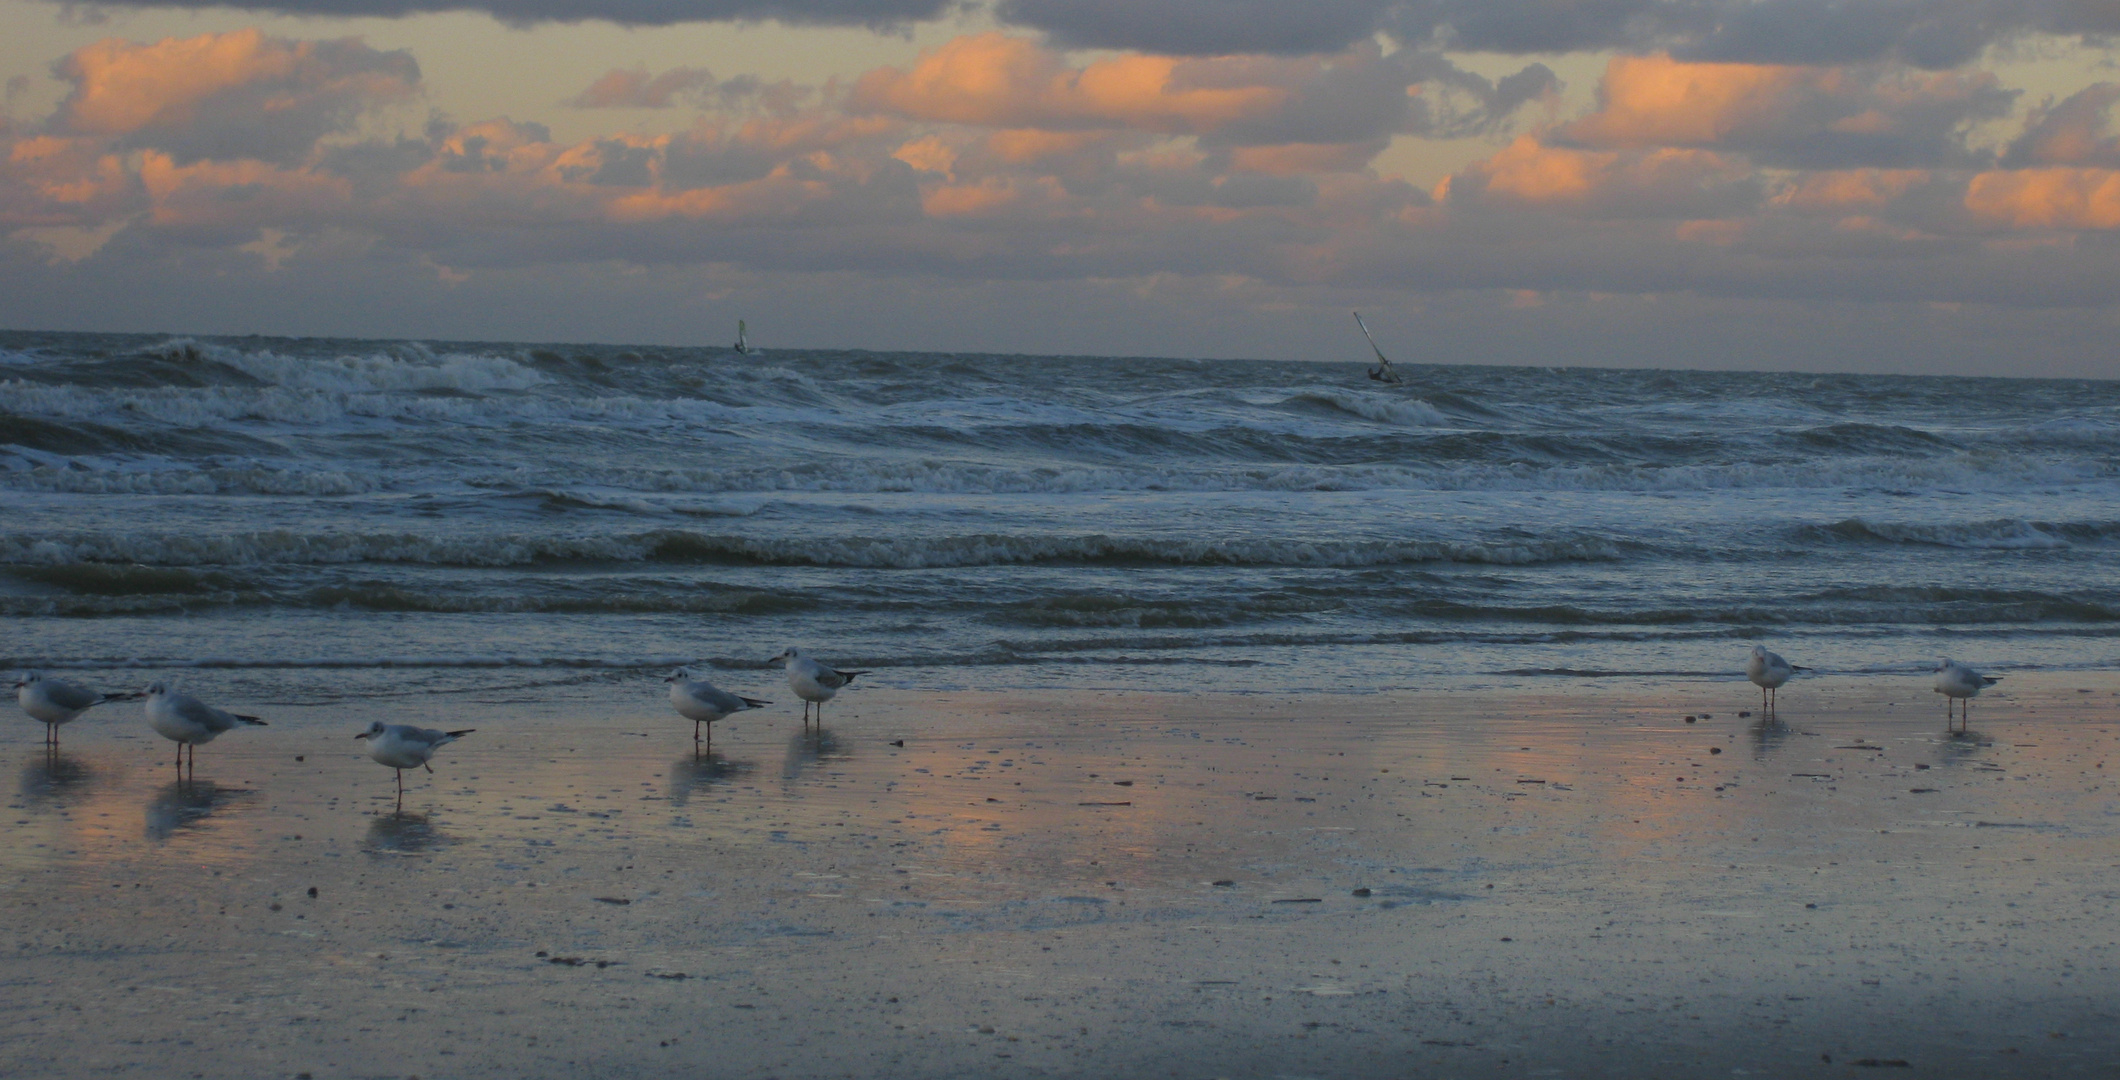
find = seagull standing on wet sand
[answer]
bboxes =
[770,648,868,726]
[144,681,266,776]
[1744,645,1798,714]
[1934,659,1999,731]
[354,721,474,806]
[666,668,769,746]
[16,672,135,748]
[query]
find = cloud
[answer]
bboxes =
[2002,83,2120,167]
[1002,0,2120,66]
[848,32,1550,158]
[1965,167,2120,230]
[40,0,957,31]
[51,30,419,165]
[993,0,1397,56]
[569,66,810,113]
[1558,54,2014,168]
[1441,134,1760,217]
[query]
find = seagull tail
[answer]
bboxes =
[1982,676,2001,685]
[740,697,772,708]
[446,728,477,738]
[839,671,872,682]
[235,715,268,726]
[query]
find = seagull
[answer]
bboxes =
[769,648,869,726]
[1934,659,1999,730]
[354,722,474,806]
[666,669,768,747]
[144,681,266,775]
[16,672,135,748]
[1744,645,1800,714]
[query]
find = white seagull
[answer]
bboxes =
[1744,645,1799,714]
[666,668,769,746]
[16,672,135,748]
[354,721,475,804]
[144,681,266,774]
[1933,659,2000,730]
[769,648,869,726]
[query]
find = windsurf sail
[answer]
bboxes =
[1353,311,1401,384]
[734,320,750,354]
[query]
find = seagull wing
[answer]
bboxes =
[43,680,106,711]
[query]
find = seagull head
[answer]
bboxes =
[769,647,801,666]
[13,671,39,690]
[353,721,387,740]
[1750,645,1767,659]
[1935,658,1953,672]
[664,667,690,683]
[144,680,169,698]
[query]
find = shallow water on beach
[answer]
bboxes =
[6,676,2117,1078]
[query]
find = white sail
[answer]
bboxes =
[1353,311,1401,384]
[734,319,749,354]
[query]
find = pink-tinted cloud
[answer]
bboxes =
[1442,135,1759,217]
[52,30,419,165]
[572,66,718,109]
[1560,54,2012,168]
[849,33,1289,135]
[1965,168,2120,230]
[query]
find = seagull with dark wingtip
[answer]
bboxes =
[16,671,136,748]
[665,668,768,746]
[769,647,868,726]
[145,681,266,775]
[354,721,474,805]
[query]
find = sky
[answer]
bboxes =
[2,1,2119,375]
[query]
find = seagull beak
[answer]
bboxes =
[352,732,370,740]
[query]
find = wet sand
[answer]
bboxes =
[4,674,2118,1078]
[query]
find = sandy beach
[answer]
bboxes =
[4,673,2117,1078]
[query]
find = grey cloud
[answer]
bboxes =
[38,0,955,28]
[993,0,1392,55]
[2003,82,2120,167]
[1009,0,2120,66]
[569,67,814,112]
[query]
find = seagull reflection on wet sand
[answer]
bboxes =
[666,751,753,806]
[18,751,93,807]
[144,778,252,841]
[365,810,449,853]
[781,726,847,783]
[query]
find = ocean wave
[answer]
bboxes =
[2,464,381,496]
[142,337,547,395]
[1281,389,1451,427]
[1798,517,2106,550]
[0,528,1630,569]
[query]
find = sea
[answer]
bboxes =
[4,329,2118,708]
